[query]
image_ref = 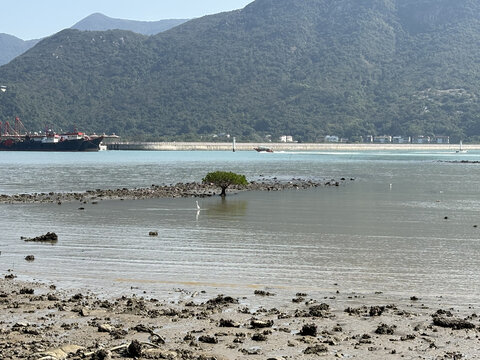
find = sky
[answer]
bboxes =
[0,0,254,40]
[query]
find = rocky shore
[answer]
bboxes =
[0,178,350,204]
[1,277,478,359]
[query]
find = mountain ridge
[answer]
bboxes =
[0,34,40,66]
[0,13,188,65]
[1,0,480,142]
[71,13,188,35]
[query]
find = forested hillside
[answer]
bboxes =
[1,0,480,142]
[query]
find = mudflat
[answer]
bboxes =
[1,276,477,359]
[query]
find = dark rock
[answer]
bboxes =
[345,306,368,315]
[375,323,396,335]
[23,232,58,243]
[299,323,317,337]
[304,344,328,354]
[432,316,475,330]
[369,306,385,316]
[127,340,142,357]
[70,293,84,301]
[91,349,110,360]
[19,288,34,295]
[434,309,453,317]
[309,303,330,317]
[133,324,154,333]
[198,335,218,344]
[219,319,241,328]
[110,328,128,339]
[332,325,343,332]
[254,290,275,296]
[252,332,267,341]
[206,294,238,306]
[250,319,274,328]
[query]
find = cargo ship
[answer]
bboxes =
[0,117,104,151]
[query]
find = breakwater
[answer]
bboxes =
[106,142,480,151]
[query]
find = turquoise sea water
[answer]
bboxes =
[1,150,480,305]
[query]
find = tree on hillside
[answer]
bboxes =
[202,171,248,197]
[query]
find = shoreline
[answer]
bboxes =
[1,277,478,359]
[106,142,480,151]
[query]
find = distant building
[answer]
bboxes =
[392,136,411,144]
[374,135,392,143]
[365,135,374,143]
[412,136,431,144]
[433,136,450,144]
[279,135,294,142]
[324,135,339,143]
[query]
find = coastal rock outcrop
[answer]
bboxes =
[0,178,351,204]
[23,232,58,243]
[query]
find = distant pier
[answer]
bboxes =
[106,142,480,151]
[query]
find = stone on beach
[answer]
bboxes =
[433,315,476,330]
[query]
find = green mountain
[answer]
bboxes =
[0,14,186,67]
[0,34,39,66]
[71,13,188,35]
[1,0,480,142]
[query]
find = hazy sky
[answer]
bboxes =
[1,0,254,40]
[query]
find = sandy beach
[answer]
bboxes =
[1,275,478,360]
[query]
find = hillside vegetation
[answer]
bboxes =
[1,0,480,142]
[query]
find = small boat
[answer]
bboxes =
[456,141,468,153]
[254,146,273,153]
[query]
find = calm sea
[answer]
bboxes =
[1,150,480,305]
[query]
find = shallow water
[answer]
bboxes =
[1,150,480,304]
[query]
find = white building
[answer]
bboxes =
[324,135,339,143]
[279,135,294,142]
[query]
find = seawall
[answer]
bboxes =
[106,142,480,151]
